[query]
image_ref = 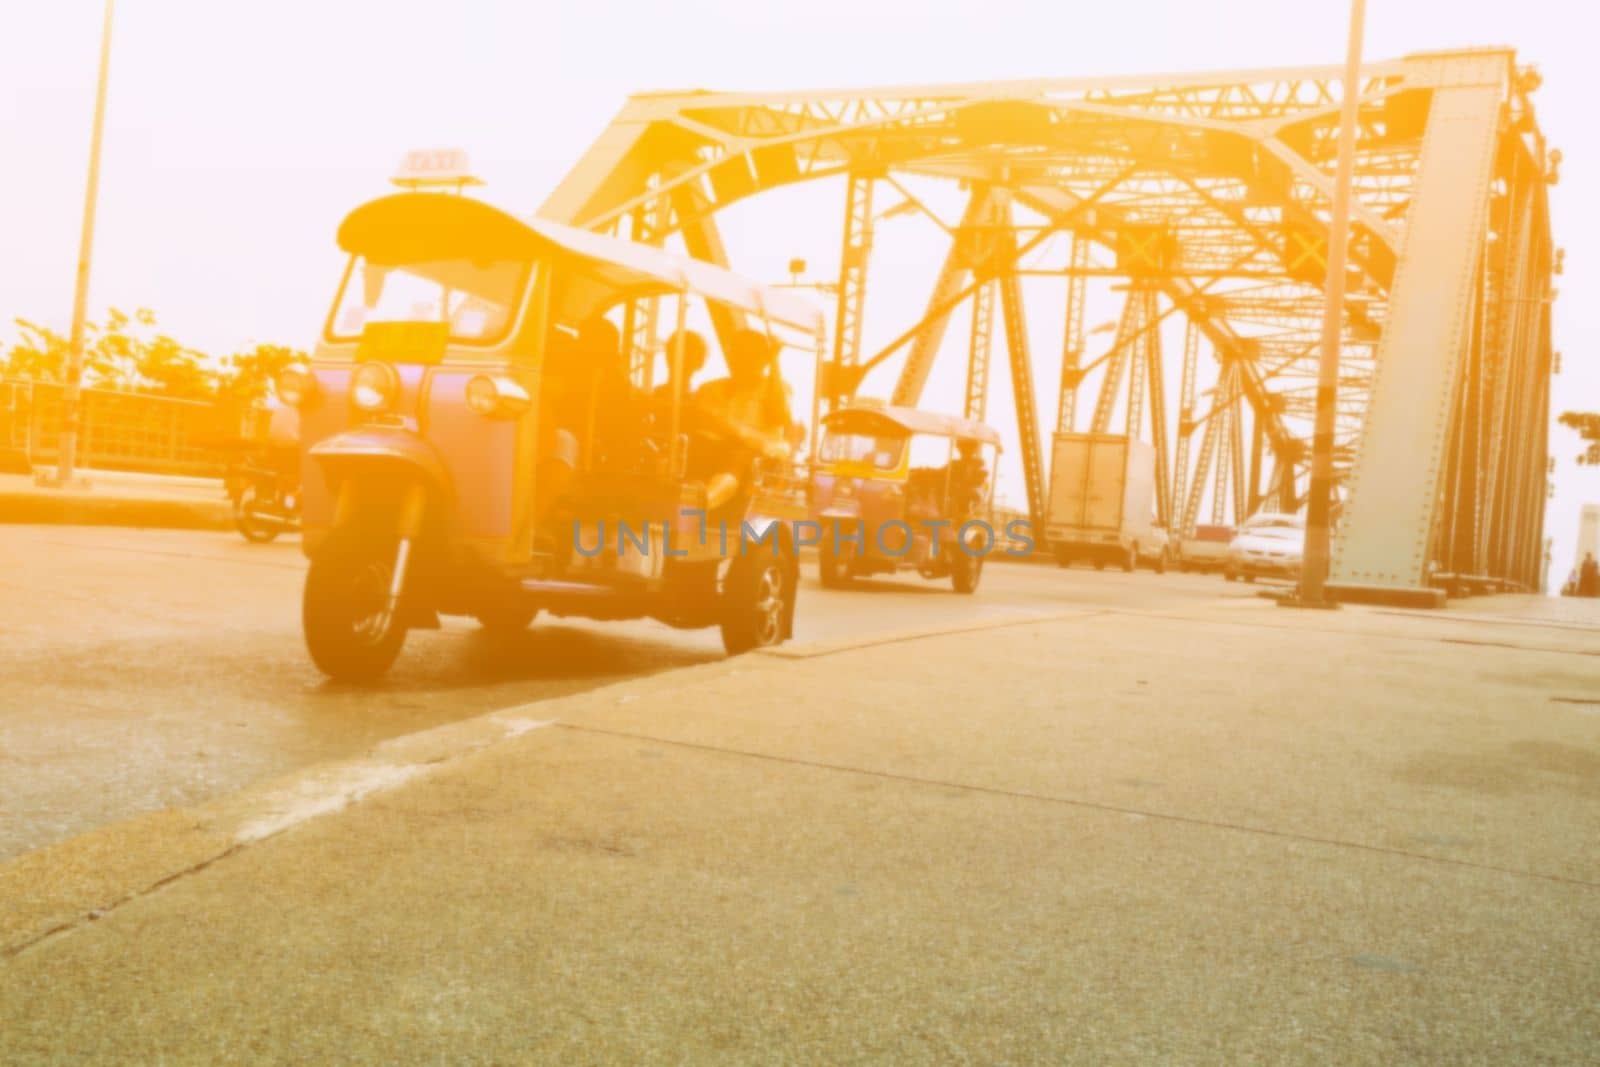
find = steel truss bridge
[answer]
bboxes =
[540,48,1557,602]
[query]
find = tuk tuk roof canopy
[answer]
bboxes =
[824,403,1002,447]
[337,193,825,336]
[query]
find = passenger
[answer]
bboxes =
[653,329,708,403]
[694,329,792,451]
[693,327,793,507]
[1580,552,1600,598]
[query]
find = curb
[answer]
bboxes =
[0,491,232,531]
[758,608,1103,659]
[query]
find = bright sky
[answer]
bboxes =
[2,0,1595,581]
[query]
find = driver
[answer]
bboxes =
[948,438,989,515]
[534,330,583,522]
[577,317,641,467]
[533,318,638,520]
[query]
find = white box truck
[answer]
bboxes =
[1046,433,1161,571]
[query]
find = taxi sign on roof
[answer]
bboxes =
[390,148,483,190]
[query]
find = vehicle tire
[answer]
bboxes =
[1121,543,1137,573]
[818,544,851,589]
[1093,560,1105,571]
[1243,574,1256,584]
[303,527,408,681]
[1223,568,1238,582]
[721,553,796,655]
[234,486,280,544]
[951,549,983,594]
[476,599,537,633]
[1054,547,1073,569]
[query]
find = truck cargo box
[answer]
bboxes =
[1045,433,1156,560]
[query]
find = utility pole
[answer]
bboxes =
[46,0,115,488]
[1293,0,1365,607]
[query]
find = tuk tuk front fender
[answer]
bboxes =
[308,427,453,500]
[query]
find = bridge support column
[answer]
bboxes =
[1329,60,1505,603]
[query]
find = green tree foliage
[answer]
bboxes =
[1559,411,1600,466]
[216,344,303,405]
[3,309,303,403]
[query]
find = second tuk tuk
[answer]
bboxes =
[810,403,1001,594]
[277,192,824,681]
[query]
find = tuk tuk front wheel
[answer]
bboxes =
[721,553,796,655]
[303,528,409,681]
[951,550,983,594]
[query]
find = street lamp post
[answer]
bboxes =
[1295,0,1366,607]
[47,0,115,488]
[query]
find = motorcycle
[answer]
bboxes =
[225,449,300,543]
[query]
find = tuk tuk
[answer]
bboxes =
[276,192,823,680]
[810,403,1001,593]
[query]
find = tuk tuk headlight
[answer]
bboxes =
[466,375,530,418]
[274,365,315,408]
[350,361,400,413]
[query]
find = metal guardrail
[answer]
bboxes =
[0,378,260,477]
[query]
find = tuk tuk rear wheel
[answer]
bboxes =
[818,545,851,589]
[303,528,408,681]
[951,551,983,594]
[476,600,537,633]
[721,553,796,655]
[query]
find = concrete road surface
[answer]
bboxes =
[0,524,1239,861]
[2,580,1596,1062]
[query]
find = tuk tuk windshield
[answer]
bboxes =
[819,429,904,471]
[328,255,530,345]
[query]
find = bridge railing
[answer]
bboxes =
[0,378,260,477]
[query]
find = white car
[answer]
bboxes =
[1223,512,1305,583]
[1137,525,1173,573]
[1178,523,1234,572]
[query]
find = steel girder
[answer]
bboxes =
[539,49,1554,586]
[619,186,671,388]
[891,186,1009,406]
[1172,319,1202,536]
[965,278,995,422]
[1055,236,1089,433]
[828,172,875,408]
[996,245,1048,528]
[1328,52,1552,597]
